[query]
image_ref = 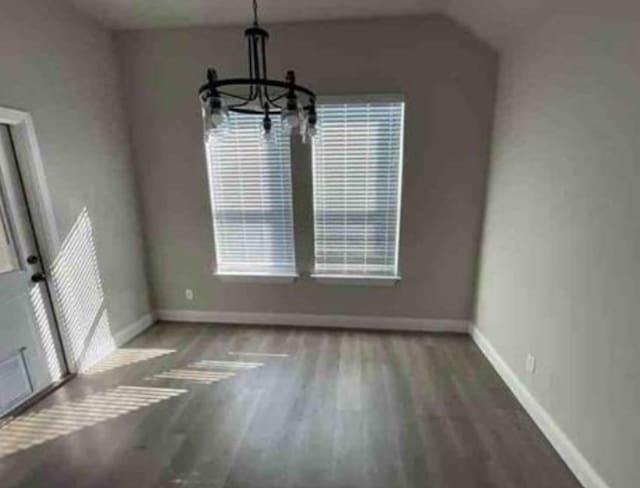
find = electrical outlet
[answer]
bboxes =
[185,289,194,301]
[526,354,536,374]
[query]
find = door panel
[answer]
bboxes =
[0,124,66,413]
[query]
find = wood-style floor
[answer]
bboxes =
[1,322,580,488]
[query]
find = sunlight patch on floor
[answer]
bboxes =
[189,360,263,371]
[228,351,289,358]
[0,386,186,458]
[145,359,266,385]
[82,348,175,375]
[146,369,236,384]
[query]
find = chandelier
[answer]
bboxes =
[199,0,317,141]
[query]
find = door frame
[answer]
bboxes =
[0,105,71,380]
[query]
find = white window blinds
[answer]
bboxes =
[312,98,404,278]
[205,114,296,276]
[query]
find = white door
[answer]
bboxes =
[0,124,67,415]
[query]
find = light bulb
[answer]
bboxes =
[300,122,316,145]
[299,114,308,142]
[202,102,212,130]
[206,94,228,130]
[286,111,300,129]
[281,93,301,136]
[280,114,292,135]
[281,109,300,135]
[210,110,226,127]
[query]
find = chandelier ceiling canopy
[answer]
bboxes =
[199,0,317,141]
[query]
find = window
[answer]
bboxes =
[205,113,296,277]
[0,187,19,275]
[312,96,405,281]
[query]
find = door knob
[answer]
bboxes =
[31,272,46,283]
[27,255,39,264]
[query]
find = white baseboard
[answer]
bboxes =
[113,312,156,346]
[155,309,469,333]
[471,327,610,488]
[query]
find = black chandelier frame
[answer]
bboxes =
[198,0,316,124]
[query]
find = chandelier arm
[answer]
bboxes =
[256,34,265,105]
[251,34,264,105]
[251,35,262,80]
[217,90,252,101]
[200,79,315,99]
[227,100,255,110]
[257,87,265,108]
[229,107,281,115]
[261,33,272,101]
[247,41,255,100]
[266,89,288,104]
[264,98,284,111]
[224,95,271,112]
[215,90,276,110]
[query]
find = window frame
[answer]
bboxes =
[310,94,406,286]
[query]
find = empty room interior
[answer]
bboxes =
[0,0,638,487]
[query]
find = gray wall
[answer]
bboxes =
[475,9,640,488]
[119,15,498,320]
[0,0,151,368]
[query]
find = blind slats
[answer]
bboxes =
[312,101,404,278]
[205,114,296,275]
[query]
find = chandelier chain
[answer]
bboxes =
[253,0,259,26]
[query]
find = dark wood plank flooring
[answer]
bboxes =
[0,322,580,487]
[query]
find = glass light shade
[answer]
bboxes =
[300,124,316,144]
[203,96,228,130]
[210,109,227,127]
[202,102,230,143]
[262,126,273,142]
[281,113,300,135]
[286,112,300,128]
[202,104,216,140]
[281,101,302,135]
[299,113,317,144]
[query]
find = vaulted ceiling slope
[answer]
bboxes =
[67,0,639,48]
[69,0,447,30]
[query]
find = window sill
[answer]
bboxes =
[311,274,401,286]
[215,272,298,284]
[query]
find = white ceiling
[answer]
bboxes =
[68,0,554,47]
